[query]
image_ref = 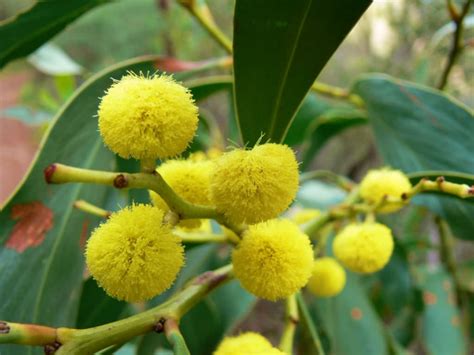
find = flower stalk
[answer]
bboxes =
[279,294,299,353]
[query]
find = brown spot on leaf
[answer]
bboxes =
[423,291,437,305]
[6,201,53,252]
[451,315,460,327]
[351,307,363,320]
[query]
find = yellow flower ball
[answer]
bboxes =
[211,143,299,225]
[333,222,394,274]
[232,219,313,301]
[150,159,213,229]
[359,168,412,213]
[98,73,198,160]
[214,332,284,355]
[307,257,346,297]
[292,208,321,224]
[85,204,184,302]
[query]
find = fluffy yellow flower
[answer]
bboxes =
[98,73,198,160]
[211,143,299,225]
[307,257,346,297]
[333,222,394,274]
[214,332,284,355]
[86,204,184,302]
[359,168,412,213]
[232,219,313,301]
[150,159,213,228]
[292,208,321,224]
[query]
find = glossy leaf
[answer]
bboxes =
[284,94,331,146]
[415,266,467,355]
[310,273,389,355]
[233,0,371,145]
[300,107,367,170]
[0,0,110,68]
[353,74,474,240]
[76,278,128,329]
[0,56,220,355]
[186,75,233,102]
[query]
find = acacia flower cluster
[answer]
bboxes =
[28,72,448,354]
[214,332,285,354]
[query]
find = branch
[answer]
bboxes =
[1,265,233,354]
[44,163,244,234]
[74,200,111,219]
[279,294,299,353]
[401,176,474,200]
[164,319,191,355]
[178,0,232,54]
[438,0,472,89]
[311,82,365,107]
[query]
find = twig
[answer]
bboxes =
[279,294,299,353]
[0,265,233,354]
[438,0,472,89]
[73,200,111,219]
[44,163,244,234]
[311,82,365,107]
[164,319,191,355]
[178,0,232,54]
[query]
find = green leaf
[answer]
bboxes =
[284,94,331,146]
[76,278,128,329]
[415,266,467,355]
[0,0,110,68]
[300,107,367,170]
[353,74,474,240]
[310,273,389,355]
[186,75,233,102]
[296,293,325,355]
[233,0,371,145]
[0,55,213,355]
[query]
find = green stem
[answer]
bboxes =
[46,163,218,220]
[140,158,157,173]
[279,294,298,353]
[438,0,472,89]
[74,200,111,219]
[175,231,230,244]
[0,322,74,346]
[311,82,365,107]
[403,177,473,200]
[164,319,191,355]
[54,265,233,354]
[180,0,232,54]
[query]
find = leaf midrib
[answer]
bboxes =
[267,0,313,142]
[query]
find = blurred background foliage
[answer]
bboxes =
[0,0,472,189]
